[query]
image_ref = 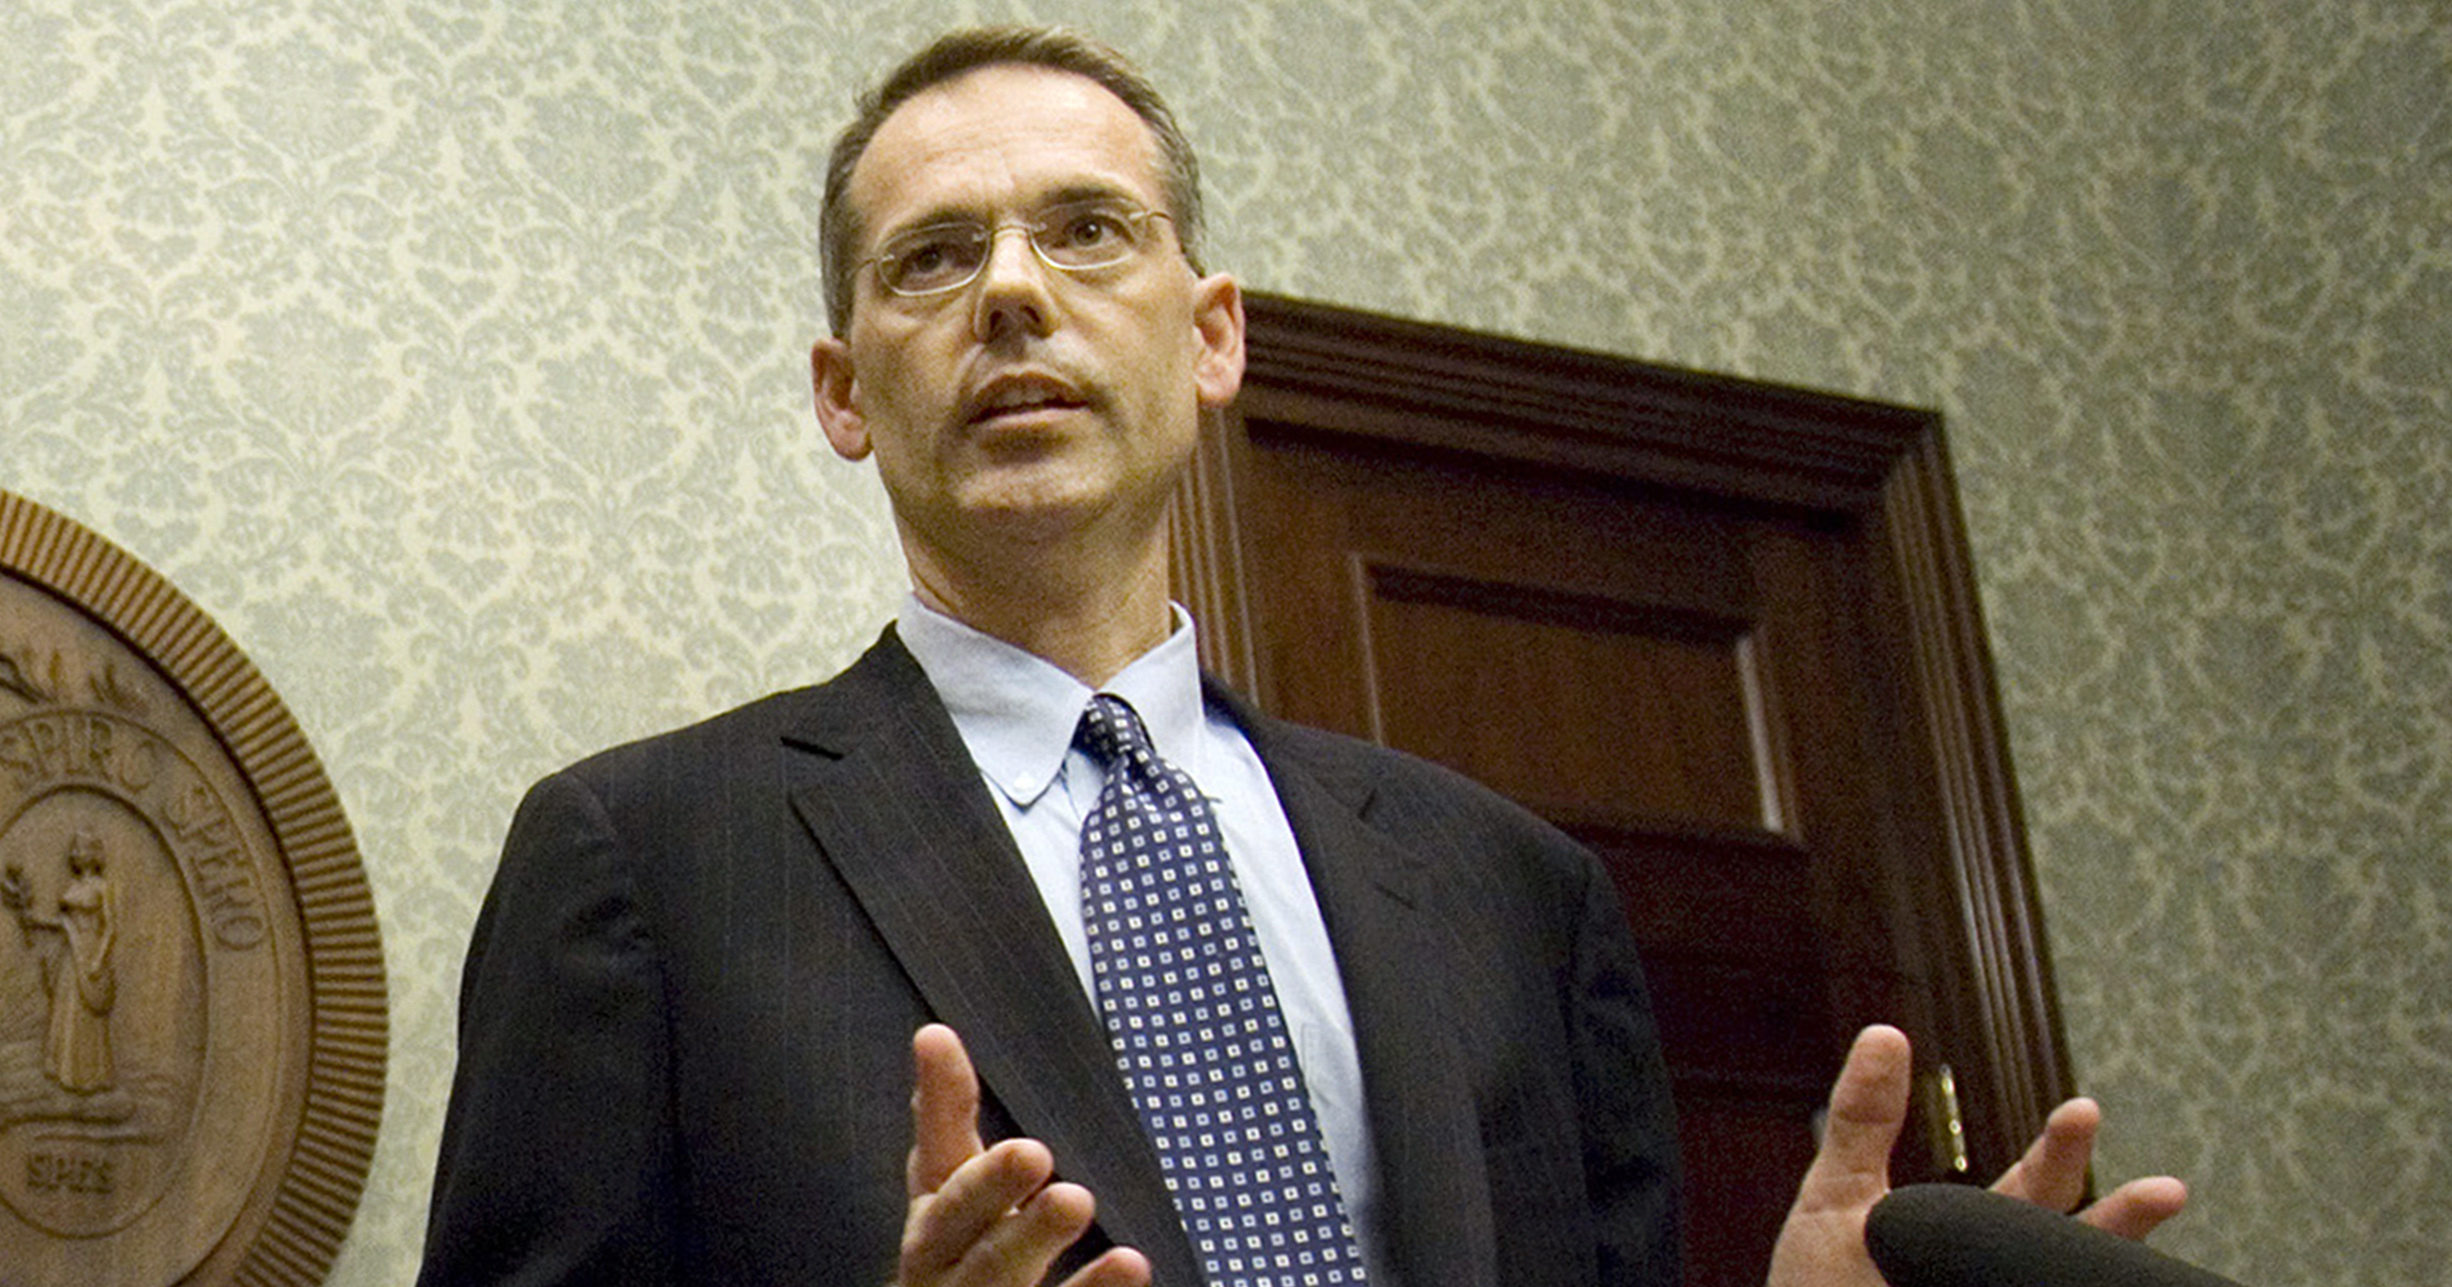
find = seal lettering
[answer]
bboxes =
[26,1151,113,1197]
[0,714,160,795]
[160,781,267,951]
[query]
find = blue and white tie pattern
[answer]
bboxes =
[1075,694,1367,1287]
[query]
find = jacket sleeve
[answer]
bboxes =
[1567,847,1685,1287]
[417,770,682,1287]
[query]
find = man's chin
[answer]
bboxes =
[949,477,1179,548]
[961,495,1107,546]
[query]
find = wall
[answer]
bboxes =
[1,1,2443,1283]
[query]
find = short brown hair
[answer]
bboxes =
[819,25,1207,336]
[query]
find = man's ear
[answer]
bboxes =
[1190,272,1246,411]
[810,338,871,461]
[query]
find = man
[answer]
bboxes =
[419,25,2184,1287]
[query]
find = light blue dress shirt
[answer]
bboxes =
[898,596,1386,1278]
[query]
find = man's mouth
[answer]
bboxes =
[966,374,1089,427]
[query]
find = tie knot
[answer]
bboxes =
[1075,693,1156,770]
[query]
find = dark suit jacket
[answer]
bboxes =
[418,630,1680,1287]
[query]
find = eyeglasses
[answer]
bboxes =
[862,198,1177,299]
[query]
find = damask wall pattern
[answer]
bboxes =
[1,1,2443,1284]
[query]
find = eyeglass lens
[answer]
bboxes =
[877,200,1162,296]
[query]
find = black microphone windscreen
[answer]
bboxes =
[1865,1184,2245,1287]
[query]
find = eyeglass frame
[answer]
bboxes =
[855,197,1182,301]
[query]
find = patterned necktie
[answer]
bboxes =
[1074,694,1368,1287]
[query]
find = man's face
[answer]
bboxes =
[811,64,1243,576]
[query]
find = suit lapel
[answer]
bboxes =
[782,635,1205,1287]
[1233,700,1499,1287]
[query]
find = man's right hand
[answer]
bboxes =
[899,1024,1152,1287]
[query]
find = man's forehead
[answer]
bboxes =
[849,63,1166,225]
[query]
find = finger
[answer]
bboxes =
[978,1179,1100,1284]
[908,1160,1108,1287]
[901,1138,1059,1282]
[1990,1096,2100,1214]
[2076,1175,2189,1241]
[1057,1245,1153,1287]
[909,1024,985,1197]
[1791,1024,1913,1214]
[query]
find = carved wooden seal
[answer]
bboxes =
[0,490,385,1286]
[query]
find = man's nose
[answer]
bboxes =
[971,226,1057,341]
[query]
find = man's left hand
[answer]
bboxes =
[1765,1025,2189,1286]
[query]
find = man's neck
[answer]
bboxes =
[905,536,1177,687]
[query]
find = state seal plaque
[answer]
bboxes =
[0,490,386,1286]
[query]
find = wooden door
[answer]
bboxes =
[1172,295,2073,1287]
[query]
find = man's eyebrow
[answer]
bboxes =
[875,202,979,241]
[877,180,1151,240]
[1038,180,1143,208]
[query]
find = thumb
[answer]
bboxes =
[908,1023,986,1197]
[1792,1024,1913,1216]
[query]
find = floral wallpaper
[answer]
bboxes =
[1,1,2443,1283]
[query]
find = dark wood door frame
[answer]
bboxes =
[1170,290,2074,1170]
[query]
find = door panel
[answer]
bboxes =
[1173,293,2071,1287]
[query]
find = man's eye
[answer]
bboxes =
[1038,206,1146,267]
[1059,213,1122,249]
[886,231,983,290]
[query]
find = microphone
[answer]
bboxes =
[1865,1183,2247,1287]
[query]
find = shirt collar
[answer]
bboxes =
[897,594,1209,806]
